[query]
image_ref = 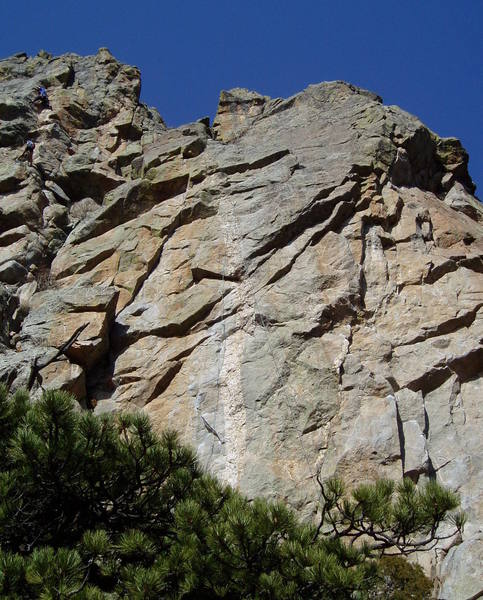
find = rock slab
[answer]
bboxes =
[0,50,481,598]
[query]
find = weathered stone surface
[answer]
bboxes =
[439,536,483,600]
[9,285,119,398]
[0,160,27,192]
[444,181,483,222]
[0,50,481,596]
[0,259,27,284]
[39,359,86,399]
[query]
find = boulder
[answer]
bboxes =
[0,161,27,192]
[0,259,28,284]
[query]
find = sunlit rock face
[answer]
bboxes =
[1,49,481,598]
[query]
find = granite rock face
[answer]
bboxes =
[0,50,482,597]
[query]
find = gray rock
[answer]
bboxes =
[0,161,27,192]
[0,50,481,596]
[439,537,483,600]
[401,420,429,480]
[0,259,28,284]
[444,181,483,222]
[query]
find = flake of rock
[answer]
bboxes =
[19,285,119,369]
[0,160,28,192]
[0,259,28,284]
[444,181,483,222]
[39,359,86,399]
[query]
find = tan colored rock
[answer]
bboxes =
[20,286,118,370]
[0,51,481,596]
[39,359,86,399]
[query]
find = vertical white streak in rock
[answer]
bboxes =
[219,330,247,487]
[363,226,389,313]
[208,190,249,487]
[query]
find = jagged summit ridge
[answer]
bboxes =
[0,50,482,598]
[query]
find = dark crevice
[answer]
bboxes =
[406,367,453,395]
[226,184,266,195]
[68,247,118,277]
[385,375,400,392]
[396,304,482,348]
[425,456,437,480]
[170,334,212,361]
[216,149,290,176]
[114,197,220,317]
[358,269,367,309]
[450,347,483,382]
[147,293,228,338]
[388,125,475,194]
[68,174,192,246]
[112,288,231,353]
[191,305,239,334]
[260,200,355,288]
[422,404,437,480]
[291,297,359,342]
[191,266,241,283]
[310,200,356,246]
[459,256,483,273]
[114,245,164,316]
[249,149,291,170]
[394,402,406,477]
[423,403,430,438]
[424,428,436,478]
[243,248,277,278]
[142,361,183,406]
[246,183,357,262]
[64,64,75,88]
[424,259,458,284]
[406,346,483,394]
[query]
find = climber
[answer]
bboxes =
[33,86,49,109]
[19,139,35,165]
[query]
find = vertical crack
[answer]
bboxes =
[423,398,437,479]
[394,399,406,477]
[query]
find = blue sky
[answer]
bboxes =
[2,0,482,194]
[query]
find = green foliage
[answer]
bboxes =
[0,387,463,598]
[0,383,29,464]
[370,555,433,599]
[318,475,462,555]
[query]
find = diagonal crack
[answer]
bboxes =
[395,304,483,348]
[245,180,359,268]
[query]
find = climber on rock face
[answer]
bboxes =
[33,86,49,109]
[19,139,35,165]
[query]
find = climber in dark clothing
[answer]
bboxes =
[33,86,49,109]
[19,139,35,165]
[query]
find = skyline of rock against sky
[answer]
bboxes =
[1,0,482,194]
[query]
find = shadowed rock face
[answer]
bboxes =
[0,49,481,598]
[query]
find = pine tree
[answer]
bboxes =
[0,384,462,598]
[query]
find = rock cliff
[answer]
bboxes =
[0,49,481,597]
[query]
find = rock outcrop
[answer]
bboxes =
[0,49,481,598]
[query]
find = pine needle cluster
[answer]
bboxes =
[0,385,462,598]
